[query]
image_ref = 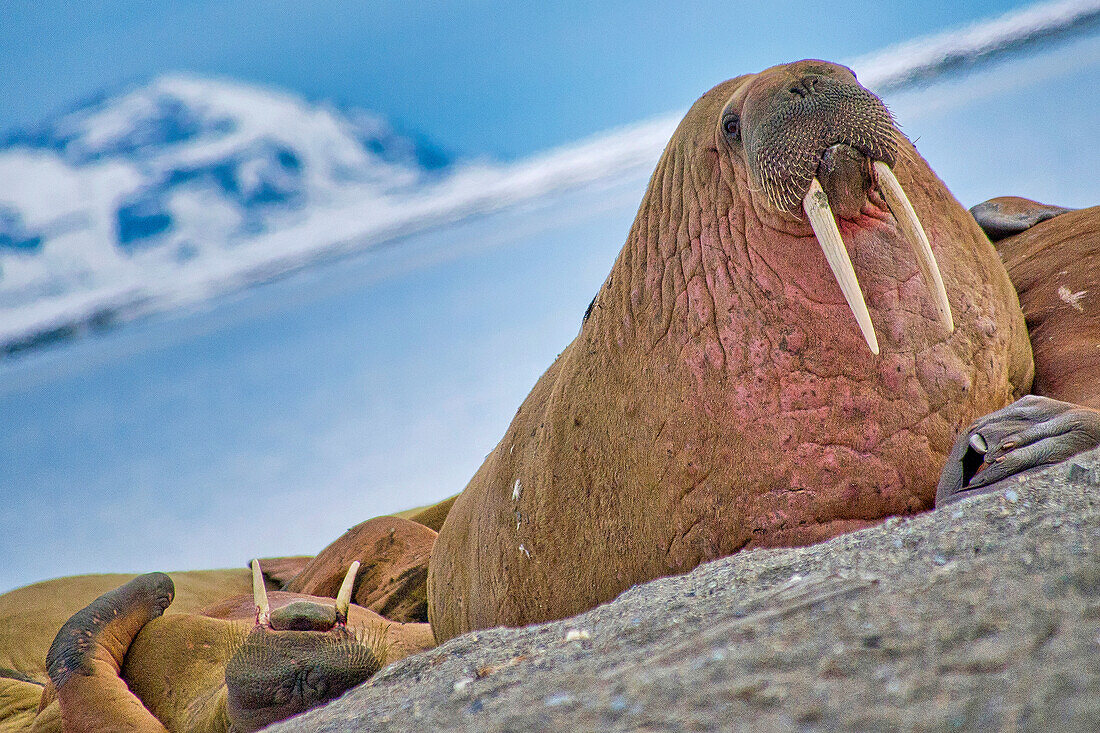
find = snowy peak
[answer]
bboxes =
[4,74,448,177]
[0,74,455,326]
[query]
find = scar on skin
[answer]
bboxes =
[1058,286,1087,312]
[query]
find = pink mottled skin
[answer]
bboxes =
[428,61,1032,641]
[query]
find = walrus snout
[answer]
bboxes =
[225,560,382,731]
[739,63,898,216]
[731,61,954,354]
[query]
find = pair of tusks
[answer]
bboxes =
[801,160,954,355]
[251,558,361,626]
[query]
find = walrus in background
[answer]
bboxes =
[3,560,433,732]
[930,199,1100,504]
[972,198,1100,410]
[427,59,1100,641]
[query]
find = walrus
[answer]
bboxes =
[929,199,1100,504]
[972,198,1100,410]
[426,59,1100,641]
[3,560,433,732]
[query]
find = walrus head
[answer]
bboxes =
[223,561,382,732]
[713,61,951,353]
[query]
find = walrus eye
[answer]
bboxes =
[722,113,741,141]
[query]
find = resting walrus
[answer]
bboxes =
[971,198,1100,410]
[2,559,434,732]
[426,59,1100,640]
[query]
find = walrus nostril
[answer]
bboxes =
[788,75,823,98]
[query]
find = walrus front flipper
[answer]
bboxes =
[936,395,1100,506]
[45,573,174,733]
[970,196,1074,243]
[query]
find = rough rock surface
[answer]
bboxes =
[270,452,1100,732]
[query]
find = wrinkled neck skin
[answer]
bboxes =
[590,114,1030,551]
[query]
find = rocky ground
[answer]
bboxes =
[271,452,1100,732]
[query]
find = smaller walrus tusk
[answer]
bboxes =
[334,560,360,624]
[803,178,880,355]
[873,161,954,334]
[251,559,271,626]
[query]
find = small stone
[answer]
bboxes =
[951,510,964,519]
[1004,489,1019,503]
[933,553,948,565]
[544,692,575,707]
[453,677,474,693]
[565,629,590,641]
[609,695,629,712]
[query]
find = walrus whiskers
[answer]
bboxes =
[873,161,955,333]
[251,559,271,626]
[802,177,880,355]
[334,561,360,625]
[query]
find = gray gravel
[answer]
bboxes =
[270,452,1100,732]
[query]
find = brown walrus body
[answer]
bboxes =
[975,199,1100,410]
[428,60,1033,640]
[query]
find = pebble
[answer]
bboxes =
[544,692,575,707]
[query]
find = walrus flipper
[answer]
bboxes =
[935,395,1100,506]
[970,196,1074,243]
[45,573,173,733]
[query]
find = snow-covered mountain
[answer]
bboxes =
[0,74,667,356]
[0,75,463,353]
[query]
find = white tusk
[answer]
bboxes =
[251,559,271,626]
[873,161,954,333]
[334,560,360,624]
[803,178,879,355]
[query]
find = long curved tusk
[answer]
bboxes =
[803,178,879,355]
[251,559,271,626]
[873,161,954,333]
[334,560,360,624]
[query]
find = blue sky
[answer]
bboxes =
[1,0,1034,158]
